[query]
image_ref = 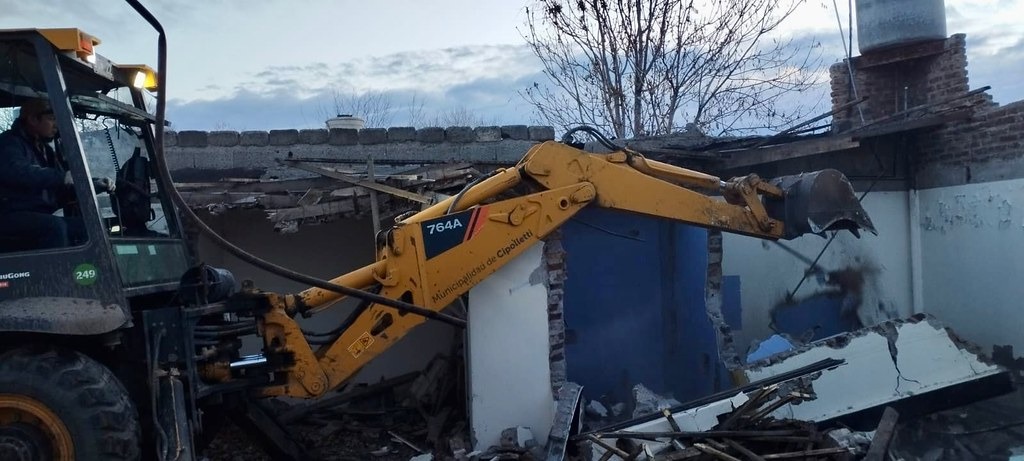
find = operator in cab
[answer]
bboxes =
[0,98,114,250]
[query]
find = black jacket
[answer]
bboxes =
[0,121,66,214]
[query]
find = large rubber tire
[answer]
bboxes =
[0,345,141,461]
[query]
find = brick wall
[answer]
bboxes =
[829,33,1024,187]
[830,34,983,131]
[543,231,568,392]
[917,100,1024,178]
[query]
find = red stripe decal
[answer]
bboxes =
[463,208,480,242]
[469,205,489,239]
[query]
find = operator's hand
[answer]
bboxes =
[92,177,116,194]
[63,171,74,186]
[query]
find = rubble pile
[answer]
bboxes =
[201,354,470,460]
[578,385,867,461]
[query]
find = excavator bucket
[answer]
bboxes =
[764,169,877,240]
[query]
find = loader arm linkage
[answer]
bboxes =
[230,141,871,398]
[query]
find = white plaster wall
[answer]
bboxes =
[196,210,455,384]
[917,178,1024,353]
[722,191,915,352]
[467,243,554,451]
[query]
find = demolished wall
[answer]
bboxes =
[722,191,914,355]
[882,36,1024,357]
[156,126,555,383]
[730,32,1024,361]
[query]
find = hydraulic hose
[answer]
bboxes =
[125,0,465,329]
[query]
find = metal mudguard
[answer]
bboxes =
[0,297,130,335]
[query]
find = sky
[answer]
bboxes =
[1,0,1022,132]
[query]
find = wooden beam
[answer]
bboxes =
[268,196,416,223]
[855,39,947,69]
[864,407,900,461]
[394,163,475,177]
[176,177,343,194]
[718,136,860,170]
[850,109,973,140]
[269,200,359,222]
[840,86,990,136]
[282,160,432,204]
[367,158,381,236]
[743,96,868,150]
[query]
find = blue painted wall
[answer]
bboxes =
[769,293,859,343]
[561,207,740,406]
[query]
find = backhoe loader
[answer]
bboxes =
[0,2,874,460]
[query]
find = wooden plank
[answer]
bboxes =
[850,109,972,140]
[587,435,632,460]
[718,136,859,170]
[395,163,474,177]
[283,160,431,204]
[693,443,743,461]
[630,146,723,160]
[296,189,324,207]
[368,158,381,235]
[744,96,868,150]
[864,406,899,461]
[176,177,343,194]
[723,439,766,461]
[269,200,359,222]
[761,447,849,459]
[841,86,989,136]
[855,39,947,69]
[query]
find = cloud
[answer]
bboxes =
[167,74,544,131]
[225,44,540,97]
[161,13,1024,133]
[167,45,544,130]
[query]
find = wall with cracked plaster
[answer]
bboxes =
[722,191,914,357]
[917,178,1024,353]
[743,315,1004,424]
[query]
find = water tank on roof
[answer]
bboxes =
[856,0,947,54]
[326,114,364,130]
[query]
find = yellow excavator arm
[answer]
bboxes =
[228,140,874,398]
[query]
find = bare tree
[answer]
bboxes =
[403,93,428,128]
[317,88,394,128]
[523,0,820,138]
[313,90,496,129]
[427,106,497,127]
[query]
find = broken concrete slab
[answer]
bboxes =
[500,426,537,450]
[741,314,1011,425]
[631,383,682,419]
[587,392,751,458]
[545,382,583,461]
[585,400,608,419]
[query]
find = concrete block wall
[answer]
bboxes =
[165,125,554,148]
[163,125,556,181]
